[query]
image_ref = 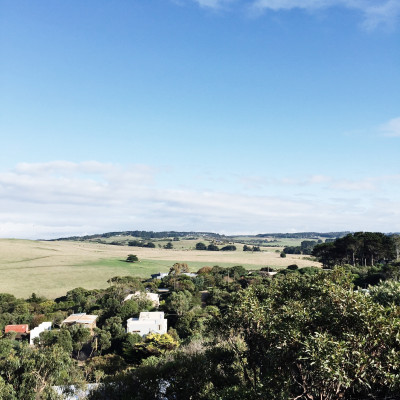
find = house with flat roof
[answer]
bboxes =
[61,313,98,334]
[30,322,52,346]
[182,272,197,278]
[126,312,167,337]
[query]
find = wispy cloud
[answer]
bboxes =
[191,0,236,9]
[380,117,400,137]
[250,0,400,29]
[239,173,400,192]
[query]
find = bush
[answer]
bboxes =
[221,245,236,251]
[126,254,139,263]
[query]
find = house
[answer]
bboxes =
[5,324,29,334]
[126,312,167,337]
[30,322,52,346]
[123,291,160,307]
[151,272,168,280]
[61,313,98,334]
[4,324,29,340]
[182,272,197,278]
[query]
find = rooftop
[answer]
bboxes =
[5,324,29,333]
[62,313,98,324]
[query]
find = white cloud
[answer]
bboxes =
[251,0,400,29]
[0,161,400,239]
[237,173,400,193]
[380,117,400,137]
[192,0,235,9]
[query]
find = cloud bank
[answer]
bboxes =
[0,161,399,239]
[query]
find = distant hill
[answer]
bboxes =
[52,230,228,241]
[53,230,351,242]
[256,232,351,239]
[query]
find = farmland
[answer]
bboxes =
[0,238,320,298]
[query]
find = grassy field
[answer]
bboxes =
[0,239,321,299]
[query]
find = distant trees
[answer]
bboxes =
[195,242,207,250]
[283,246,301,254]
[126,254,139,263]
[164,242,173,249]
[283,240,317,255]
[207,244,219,251]
[243,245,260,252]
[300,240,317,254]
[312,232,396,268]
[221,245,236,251]
[129,241,155,248]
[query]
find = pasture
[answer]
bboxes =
[0,239,321,299]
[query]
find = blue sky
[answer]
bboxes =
[1,0,400,238]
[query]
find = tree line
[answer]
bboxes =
[312,232,400,268]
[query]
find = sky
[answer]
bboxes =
[1,0,400,239]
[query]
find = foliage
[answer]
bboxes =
[169,263,190,275]
[0,340,82,399]
[85,354,127,382]
[283,246,301,254]
[197,266,213,274]
[126,333,179,363]
[195,242,207,250]
[126,254,139,263]
[220,245,236,251]
[165,290,193,316]
[369,280,400,306]
[213,269,400,399]
[312,232,396,268]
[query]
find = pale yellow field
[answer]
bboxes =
[0,239,320,299]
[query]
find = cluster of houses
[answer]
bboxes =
[3,270,204,344]
[4,287,168,345]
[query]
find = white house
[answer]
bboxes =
[123,291,160,307]
[181,272,197,278]
[126,312,167,337]
[30,322,52,345]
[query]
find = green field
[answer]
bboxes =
[0,239,320,299]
